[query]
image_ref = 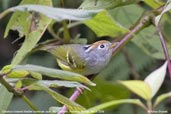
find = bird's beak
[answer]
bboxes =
[110,42,119,49]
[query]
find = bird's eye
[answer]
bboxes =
[100,44,105,48]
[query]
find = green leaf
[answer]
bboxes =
[7,70,29,78]
[13,64,96,86]
[84,10,128,37]
[119,80,151,100]
[27,83,85,112]
[132,25,171,59]
[0,85,13,112]
[15,80,22,89]
[79,0,140,10]
[30,72,42,80]
[155,0,171,26]
[21,78,89,90]
[5,0,52,65]
[8,4,101,22]
[144,61,167,98]
[154,92,171,108]
[86,99,145,114]
[76,78,130,108]
[144,0,163,9]
[1,65,29,78]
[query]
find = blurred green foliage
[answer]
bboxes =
[0,0,171,114]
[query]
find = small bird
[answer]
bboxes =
[43,40,118,75]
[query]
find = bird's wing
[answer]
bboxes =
[47,44,86,70]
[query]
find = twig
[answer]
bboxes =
[112,5,164,55]
[156,25,171,80]
[57,88,83,114]
[22,95,40,114]
[0,75,40,113]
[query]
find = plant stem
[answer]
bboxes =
[0,76,22,96]
[0,76,40,113]
[112,5,164,55]
[156,26,171,80]
[147,100,152,114]
[62,20,71,43]
[57,88,83,114]
[112,13,151,55]
[22,95,40,114]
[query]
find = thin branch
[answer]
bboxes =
[0,75,40,113]
[57,88,83,114]
[22,95,40,114]
[156,25,171,80]
[0,77,22,96]
[112,13,151,55]
[112,5,164,55]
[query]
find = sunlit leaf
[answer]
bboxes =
[13,64,96,86]
[84,10,128,37]
[79,0,140,10]
[0,85,13,112]
[15,80,22,89]
[5,0,52,65]
[2,65,29,78]
[154,92,171,107]
[86,99,145,114]
[119,80,151,100]
[30,72,42,80]
[144,0,163,9]
[144,61,168,98]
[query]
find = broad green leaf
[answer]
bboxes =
[119,80,151,100]
[76,78,130,108]
[79,0,140,10]
[155,0,171,26]
[5,0,52,65]
[144,0,163,9]
[8,5,101,22]
[84,10,128,37]
[21,78,89,90]
[86,99,145,114]
[144,61,167,98]
[132,25,171,59]
[0,85,13,112]
[13,64,96,86]
[30,72,42,80]
[28,83,85,112]
[154,92,171,107]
